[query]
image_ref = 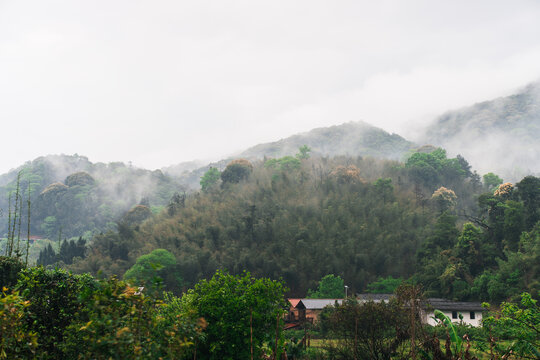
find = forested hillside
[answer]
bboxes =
[423,81,540,180]
[66,147,538,302]
[0,154,184,239]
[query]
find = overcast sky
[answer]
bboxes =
[1,0,540,174]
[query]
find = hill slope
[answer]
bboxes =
[239,121,414,160]
[422,82,540,180]
[0,154,185,239]
[166,121,415,189]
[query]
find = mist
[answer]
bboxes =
[421,82,540,181]
[1,1,540,174]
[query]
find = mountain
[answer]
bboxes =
[422,82,540,181]
[239,121,414,160]
[165,121,416,189]
[0,154,185,240]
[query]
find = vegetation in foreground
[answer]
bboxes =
[1,258,538,359]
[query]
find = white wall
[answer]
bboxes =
[425,310,483,327]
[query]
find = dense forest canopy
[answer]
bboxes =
[59,147,539,303]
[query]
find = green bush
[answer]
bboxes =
[62,277,204,359]
[0,256,25,289]
[0,289,38,359]
[15,266,96,359]
[182,270,287,360]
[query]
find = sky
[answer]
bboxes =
[1,0,540,174]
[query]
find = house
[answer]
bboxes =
[286,295,484,327]
[422,298,484,327]
[289,299,343,324]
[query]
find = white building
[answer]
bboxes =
[422,298,484,327]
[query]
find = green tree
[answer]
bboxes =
[200,167,221,193]
[0,289,38,359]
[322,298,410,360]
[374,178,394,203]
[182,270,287,360]
[124,249,181,292]
[62,276,203,359]
[295,145,311,160]
[221,159,253,185]
[483,292,540,359]
[366,276,403,294]
[483,172,503,191]
[308,274,345,298]
[15,267,96,359]
[0,256,25,290]
[516,176,540,229]
[264,156,301,171]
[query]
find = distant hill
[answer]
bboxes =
[239,121,414,160]
[0,154,185,239]
[166,122,415,189]
[422,82,540,181]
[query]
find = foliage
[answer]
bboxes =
[15,266,96,358]
[321,298,410,360]
[483,172,503,191]
[483,292,540,359]
[0,154,184,240]
[296,145,312,160]
[123,248,182,293]
[0,255,24,289]
[64,172,95,187]
[182,270,287,360]
[494,182,514,199]
[0,288,38,359]
[265,156,301,172]
[200,167,221,193]
[38,237,87,266]
[307,274,345,299]
[431,186,457,213]
[366,276,403,294]
[220,159,253,184]
[405,147,467,190]
[330,165,364,184]
[122,205,152,226]
[62,276,204,359]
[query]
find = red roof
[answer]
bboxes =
[288,298,301,307]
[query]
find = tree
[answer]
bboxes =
[322,298,410,360]
[0,256,25,289]
[483,292,540,359]
[308,274,345,298]
[15,267,96,358]
[516,176,540,229]
[62,276,203,359]
[366,276,403,294]
[181,270,287,360]
[483,172,503,191]
[221,159,253,185]
[200,167,221,193]
[374,178,394,203]
[122,205,152,226]
[295,145,311,160]
[431,186,457,214]
[264,156,301,172]
[331,165,364,184]
[124,249,181,292]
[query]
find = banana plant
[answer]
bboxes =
[433,309,463,355]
